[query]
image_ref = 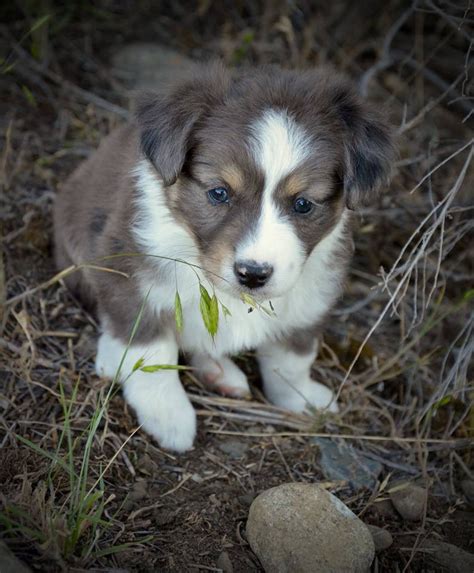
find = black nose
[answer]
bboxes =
[234,260,274,289]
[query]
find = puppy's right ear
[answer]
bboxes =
[134,62,231,186]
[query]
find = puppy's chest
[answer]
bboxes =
[176,286,325,356]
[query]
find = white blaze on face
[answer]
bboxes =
[235,109,312,296]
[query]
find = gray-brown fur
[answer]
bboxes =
[53,124,163,342]
[54,62,393,348]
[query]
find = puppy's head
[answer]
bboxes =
[135,63,394,299]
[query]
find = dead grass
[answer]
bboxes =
[1,1,473,571]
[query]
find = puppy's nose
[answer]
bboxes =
[234,260,273,289]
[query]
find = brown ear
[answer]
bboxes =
[333,86,395,209]
[134,62,231,186]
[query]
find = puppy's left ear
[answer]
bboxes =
[335,87,395,210]
[134,62,231,186]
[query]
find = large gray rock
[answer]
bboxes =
[246,483,375,573]
[111,43,195,90]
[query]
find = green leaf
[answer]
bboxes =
[221,302,232,317]
[174,291,183,333]
[242,30,255,44]
[200,292,212,335]
[208,294,219,336]
[29,14,52,36]
[140,364,190,373]
[433,395,453,410]
[241,292,257,308]
[462,289,474,302]
[199,284,211,305]
[15,434,72,475]
[132,357,145,372]
[21,85,37,107]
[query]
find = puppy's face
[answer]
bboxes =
[136,64,394,299]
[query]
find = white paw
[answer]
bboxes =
[191,354,251,399]
[123,374,197,452]
[266,378,339,414]
[96,331,125,379]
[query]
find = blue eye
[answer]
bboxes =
[208,187,229,204]
[294,197,313,214]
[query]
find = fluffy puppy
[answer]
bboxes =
[54,63,394,451]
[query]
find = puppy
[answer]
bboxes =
[54,63,394,451]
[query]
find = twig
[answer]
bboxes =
[333,146,473,403]
[359,1,417,96]
[398,71,467,134]
[208,429,472,447]
[160,473,192,497]
[5,263,129,307]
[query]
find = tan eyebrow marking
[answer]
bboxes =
[278,170,343,203]
[221,165,244,190]
[283,172,307,196]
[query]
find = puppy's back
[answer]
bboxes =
[53,123,139,307]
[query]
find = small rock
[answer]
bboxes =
[136,452,157,476]
[111,43,195,90]
[389,484,427,521]
[238,492,257,507]
[246,483,375,573]
[460,479,474,506]
[154,509,176,527]
[313,438,383,490]
[421,540,474,573]
[218,439,249,459]
[367,525,393,552]
[371,498,397,520]
[0,542,31,573]
[123,478,148,511]
[216,550,234,573]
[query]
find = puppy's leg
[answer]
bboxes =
[257,335,339,413]
[190,353,251,399]
[96,330,196,452]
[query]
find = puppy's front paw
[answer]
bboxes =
[123,376,197,452]
[266,378,339,414]
[191,354,251,399]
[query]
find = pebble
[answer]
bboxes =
[238,492,257,507]
[389,484,427,521]
[123,478,148,511]
[371,498,397,520]
[367,525,393,552]
[216,550,234,573]
[313,438,382,490]
[136,452,157,476]
[246,483,375,573]
[218,439,249,459]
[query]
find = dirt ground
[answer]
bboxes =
[1,1,473,572]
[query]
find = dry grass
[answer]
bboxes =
[1,1,473,571]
